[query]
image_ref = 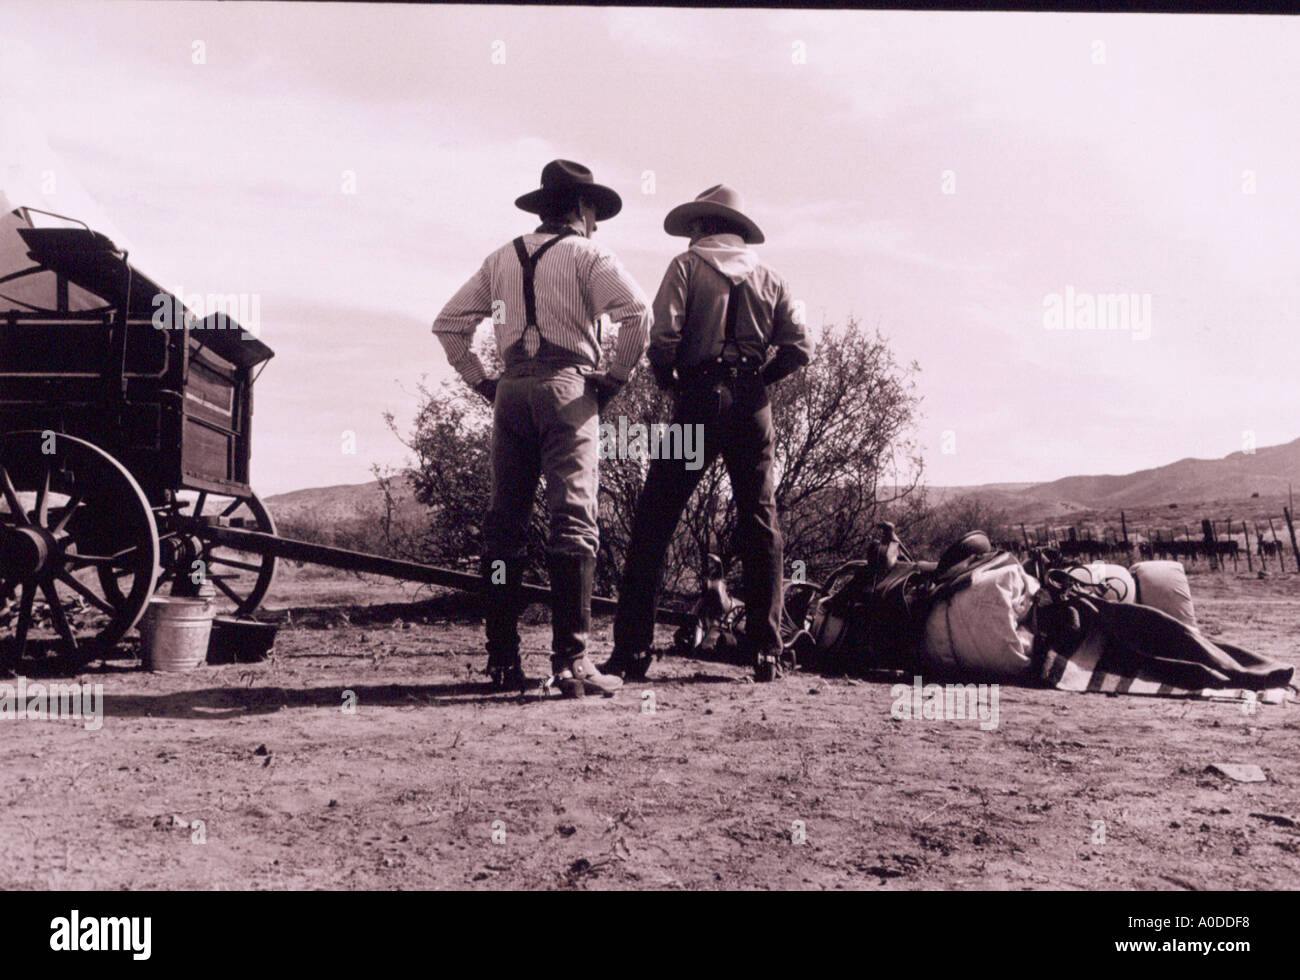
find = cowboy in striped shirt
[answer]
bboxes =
[432,160,651,697]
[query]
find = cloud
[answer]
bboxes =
[6,2,1297,492]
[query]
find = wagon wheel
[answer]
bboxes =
[190,491,277,616]
[100,491,278,616]
[0,430,159,671]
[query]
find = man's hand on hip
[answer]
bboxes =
[651,363,678,391]
[474,378,499,404]
[585,372,624,411]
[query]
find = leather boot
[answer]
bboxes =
[482,555,527,690]
[753,650,785,683]
[598,647,654,681]
[548,552,622,697]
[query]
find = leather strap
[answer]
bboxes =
[704,262,753,363]
[723,280,743,358]
[512,228,576,353]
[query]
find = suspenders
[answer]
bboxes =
[722,279,744,362]
[711,264,761,369]
[511,228,577,357]
[671,263,764,386]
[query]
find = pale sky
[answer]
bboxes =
[4,3,1297,494]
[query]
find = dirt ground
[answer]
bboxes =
[1,563,1297,891]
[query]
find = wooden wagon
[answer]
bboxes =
[0,217,648,672]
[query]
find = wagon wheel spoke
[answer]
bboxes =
[54,571,117,615]
[34,461,51,526]
[206,554,263,573]
[38,579,78,653]
[0,465,28,526]
[12,583,36,661]
[211,576,243,606]
[51,493,84,535]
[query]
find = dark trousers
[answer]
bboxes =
[614,373,784,657]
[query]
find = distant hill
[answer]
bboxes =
[264,480,407,526]
[267,437,1300,535]
[264,478,424,555]
[1025,438,1300,508]
[927,437,1300,526]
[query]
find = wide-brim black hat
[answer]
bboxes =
[664,183,764,244]
[515,159,622,222]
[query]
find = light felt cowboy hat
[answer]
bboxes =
[514,159,623,222]
[663,183,765,244]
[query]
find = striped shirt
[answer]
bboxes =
[432,226,652,386]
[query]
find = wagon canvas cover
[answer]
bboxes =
[0,192,110,314]
[0,190,273,368]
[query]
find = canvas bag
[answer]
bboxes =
[921,552,1039,677]
[1129,560,1197,629]
[921,563,1040,677]
[807,549,1024,674]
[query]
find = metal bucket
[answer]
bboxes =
[140,597,215,672]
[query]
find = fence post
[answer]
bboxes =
[1285,507,1300,571]
[1201,518,1217,571]
[1268,516,1286,573]
[1242,520,1252,572]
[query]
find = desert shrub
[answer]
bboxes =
[273,511,397,558]
[385,317,925,602]
[889,491,1011,562]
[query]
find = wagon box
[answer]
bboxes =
[0,217,281,668]
[10,226,273,494]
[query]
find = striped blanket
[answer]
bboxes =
[1039,628,1297,704]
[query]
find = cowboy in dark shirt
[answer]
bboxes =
[603,185,811,682]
